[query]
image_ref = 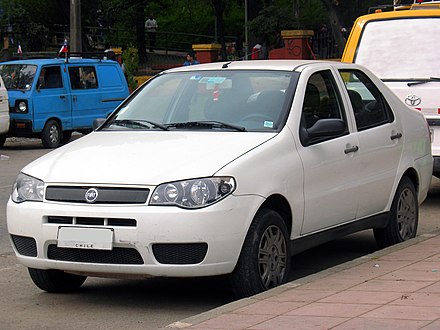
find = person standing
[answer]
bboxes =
[183,51,200,66]
[145,15,158,52]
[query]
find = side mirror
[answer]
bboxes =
[92,118,106,131]
[300,118,347,146]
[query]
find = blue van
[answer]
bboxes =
[0,58,129,148]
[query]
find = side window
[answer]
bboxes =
[38,66,63,89]
[300,70,348,145]
[68,66,98,90]
[339,70,394,131]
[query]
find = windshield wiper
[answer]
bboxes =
[166,121,246,132]
[112,119,168,130]
[407,77,440,86]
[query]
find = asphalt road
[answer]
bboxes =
[1,136,439,329]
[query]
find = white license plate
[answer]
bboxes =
[57,227,113,250]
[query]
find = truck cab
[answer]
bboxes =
[342,0,440,176]
[0,57,129,148]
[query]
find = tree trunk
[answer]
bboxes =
[320,0,346,56]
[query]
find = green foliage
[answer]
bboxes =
[122,46,139,90]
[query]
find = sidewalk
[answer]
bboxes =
[165,231,440,330]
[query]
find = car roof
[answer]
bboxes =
[164,60,356,73]
[0,58,117,66]
[162,60,365,73]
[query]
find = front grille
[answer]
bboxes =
[47,245,144,264]
[47,216,137,227]
[45,186,149,204]
[11,235,37,257]
[152,243,208,264]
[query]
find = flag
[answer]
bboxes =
[17,43,22,54]
[59,39,69,53]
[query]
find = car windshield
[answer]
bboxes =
[354,18,440,80]
[0,64,37,90]
[102,70,295,132]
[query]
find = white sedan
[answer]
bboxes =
[7,60,433,298]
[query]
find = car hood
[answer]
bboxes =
[22,131,276,185]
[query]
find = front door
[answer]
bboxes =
[32,65,71,132]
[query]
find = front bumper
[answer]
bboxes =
[7,194,261,278]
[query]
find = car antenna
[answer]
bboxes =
[222,61,232,68]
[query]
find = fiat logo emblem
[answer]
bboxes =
[405,94,421,107]
[85,188,99,203]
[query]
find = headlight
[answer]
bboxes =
[150,177,235,209]
[15,100,28,113]
[11,173,44,203]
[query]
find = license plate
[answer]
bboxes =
[57,227,113,250]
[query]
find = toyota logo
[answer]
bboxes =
[405,94,421,107]
[85,188,99,203]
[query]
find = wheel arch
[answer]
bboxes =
[260,194,293,235]
[401,167,420,196]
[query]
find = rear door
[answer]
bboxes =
[32,65,71,132]
[68,63,128,129]
[338,68,403,218]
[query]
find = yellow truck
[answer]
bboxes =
[342,0,440,177]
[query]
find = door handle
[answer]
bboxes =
[390,132,402,140]
[344,145,359,154]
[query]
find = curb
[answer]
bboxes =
[162,230,440,329]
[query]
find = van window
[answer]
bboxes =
[340,70,394,131]
[39,66,63,89]
[68,66,98,90]
[355,18,440,80]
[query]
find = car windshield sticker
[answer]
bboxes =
[190,74,202,81]
[264,121,274,128]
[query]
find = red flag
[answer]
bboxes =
[17,43,22,54]
[59,39,69,53]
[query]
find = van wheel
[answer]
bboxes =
[230,209,290,299]
[28,268,87,293]
[0,135,6,147]
[374,176,418,249]
[41,120,61,148]
[61,130,72,144]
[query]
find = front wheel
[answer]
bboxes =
[41,120,61,148]
[230,209,290,299]
[28,268,87,293]
[374,176,418,249]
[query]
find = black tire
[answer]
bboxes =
[0,134,6,147]
[28,268,87,293]
[230,209,290,299]
[374,176,418,249]
[41,120,61,148]
[61,130,72,144]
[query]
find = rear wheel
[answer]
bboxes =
[28,268,87,293]
[41,120,61,148]
[230,209,290,298]
[374,176,418,249]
